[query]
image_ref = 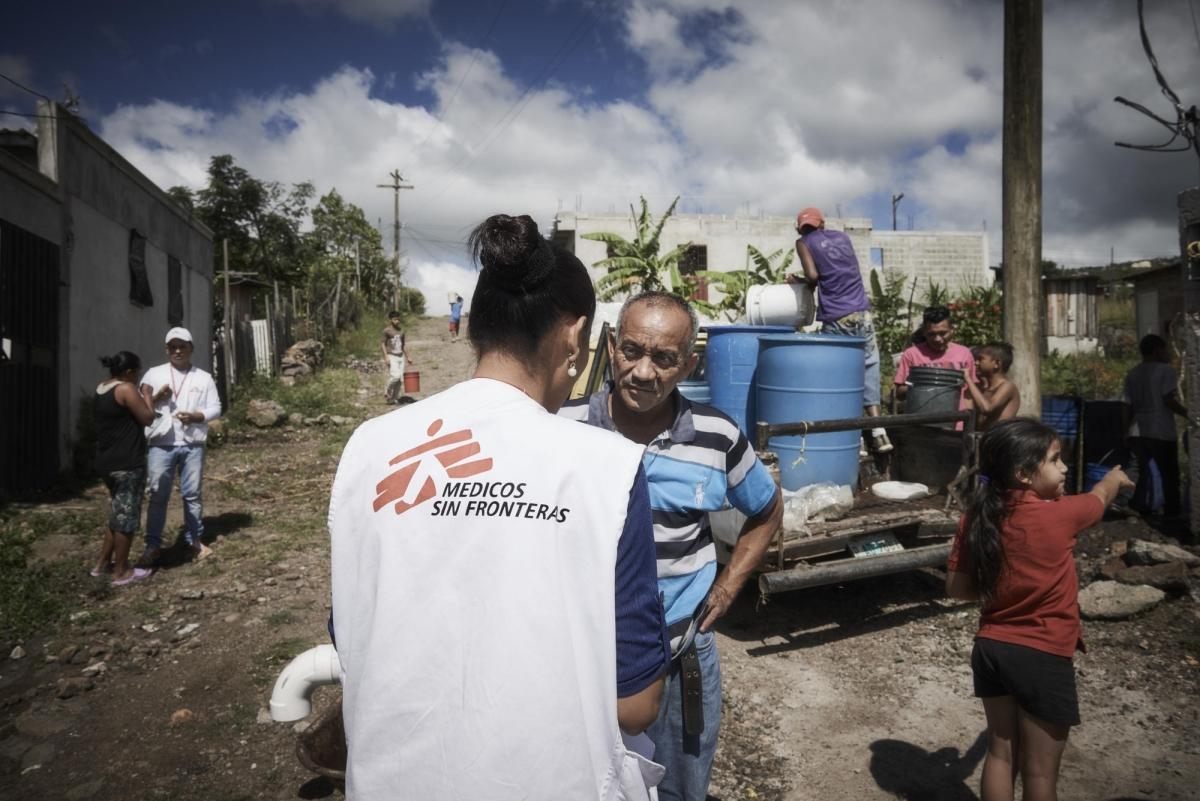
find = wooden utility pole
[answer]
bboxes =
[222,239,233,398]
[1179,189,1200,535]
[1002,0,1042,418]
[377,170,413,310]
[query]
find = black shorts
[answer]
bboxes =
[971,637,1080,726]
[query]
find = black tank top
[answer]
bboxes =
[94,384,147,473]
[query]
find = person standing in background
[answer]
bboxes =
[894,306,977,428]
[93,351,156,585]
[139,328,222,566]
[449,294,464,341]
[1122,334,1186,517]
[381,310,410,404]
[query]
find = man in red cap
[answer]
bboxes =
[787,207,891,452]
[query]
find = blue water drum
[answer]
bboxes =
[757,334,866,491]
[678,380,711,405]
[704,325,793,436]
[1041,395,1082,440]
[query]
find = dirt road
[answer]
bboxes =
[1,314,1197,801]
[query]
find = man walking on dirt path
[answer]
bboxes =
[561,290,782,801]
[138,327,221,566]
[381,310,410,404]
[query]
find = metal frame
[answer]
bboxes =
[752,409,975,597]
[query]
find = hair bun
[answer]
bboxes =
[470,214,555,293]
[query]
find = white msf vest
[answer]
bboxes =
[330,378,660,800]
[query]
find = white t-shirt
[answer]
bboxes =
[140,363,222,445]
[1122,361,1179,441]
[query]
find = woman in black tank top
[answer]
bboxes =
[93,352,157,585]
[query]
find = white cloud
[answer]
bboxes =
[272,0,430,28]
[97,0,1200,289]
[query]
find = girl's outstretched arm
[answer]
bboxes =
[1089,466,1134,507]
[945,569,979,601]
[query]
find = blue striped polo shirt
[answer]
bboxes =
[561,386,778,625]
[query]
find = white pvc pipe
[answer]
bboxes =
[269,643,342,722]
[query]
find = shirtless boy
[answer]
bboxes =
[963,341,1020,430]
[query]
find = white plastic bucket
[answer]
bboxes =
[746,283,815,327]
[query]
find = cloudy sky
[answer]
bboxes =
[3,0,1199,305]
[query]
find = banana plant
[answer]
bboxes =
[582,196,692,301]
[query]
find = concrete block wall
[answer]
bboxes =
[555,212,991,305]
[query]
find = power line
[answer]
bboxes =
[422,1,605,203]
[0,71,50,102]
[1189,0,1200,56]
[0,108,55,119]
[403,0,509,174]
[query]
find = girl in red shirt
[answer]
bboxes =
[946,418,1131,801]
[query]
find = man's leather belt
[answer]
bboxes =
[667,617,705,736]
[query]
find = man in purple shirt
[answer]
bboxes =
[787,207,891,452]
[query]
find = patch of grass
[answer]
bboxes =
[230,367,360,422]
[266,610,297,626]
[0,512,93,641]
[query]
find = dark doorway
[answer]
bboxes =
[0,219,60,491]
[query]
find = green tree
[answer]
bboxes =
[192,154,314,286]
[870,269,914,362]
[582,196,692,301]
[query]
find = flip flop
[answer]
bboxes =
[111,568,152,587]
[89,566,110,578]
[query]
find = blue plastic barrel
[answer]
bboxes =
[756,334,866,491]
[1041,396,1082,440]
[704,325,793,436]
[678,380,711,405]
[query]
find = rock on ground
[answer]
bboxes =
[1125,538,1200,568]
[246,399,286,428]
[1079,580,1166,620]
[1112,562,1192,592]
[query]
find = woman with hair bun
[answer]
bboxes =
[330,214,669,800]
[93,351,156,585]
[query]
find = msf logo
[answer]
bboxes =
[373,419,493,515]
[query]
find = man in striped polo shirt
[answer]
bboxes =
[562,291,781,801]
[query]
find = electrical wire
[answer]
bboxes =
[1189,0,1200,57]
[421,1,607,203]
[402,0,510,174]
[1113,0,1199,161]
[0,71,50,102]
[0,109,55,119]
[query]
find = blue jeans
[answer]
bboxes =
[145,445,206,549]
[647,629,721,801]
[821,311,882,408]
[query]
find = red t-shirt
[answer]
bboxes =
[947,491,1104,658]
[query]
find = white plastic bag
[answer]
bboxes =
[781,482,855,531]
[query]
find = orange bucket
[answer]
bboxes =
[403,370,420,394]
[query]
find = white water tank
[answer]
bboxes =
[746,283,815,327]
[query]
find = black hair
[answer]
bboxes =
[616,290,700,354]
[99,351,141,377]
[980,341,1014,372]
[964,417,1059,604]
[922,305,951,326]
[1139,333,1166,357]
[466,214,595,361]
[388,310,401,318]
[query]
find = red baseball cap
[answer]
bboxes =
[796,207,824,229]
